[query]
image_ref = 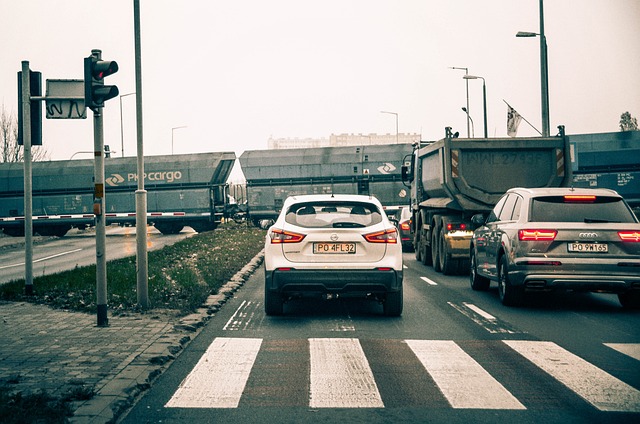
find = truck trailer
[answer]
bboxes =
[402,126,572,275]
[0,152,236,237]
[239,143,413,226]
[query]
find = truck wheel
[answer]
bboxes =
[414,233,423,262]
[431,219,441,272]
[439,224,457,275]
[383,286,403,317]
[618,291,640,309]
[498,255,524,306]
[470,250,490,291]
[421,240,432,266]
[265,289,284,315]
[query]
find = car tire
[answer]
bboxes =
[498,255,524,306]
[470,250,490,291]
[264,289,284,316]
[618,291,640,309]
[383,286,403,317]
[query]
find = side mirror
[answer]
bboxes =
[401,165,411,182]
[470,214,486,229]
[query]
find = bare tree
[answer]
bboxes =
[620,111,639,132]
[0,103,50,163]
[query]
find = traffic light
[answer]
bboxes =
[84,53,119,111]
[17,70,42,146]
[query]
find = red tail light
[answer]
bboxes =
[564,195,596,203]
[269,228,306,243]
[446,222,467,231]
[618,231,640,242]
[364,228,398,243]
[400,222,411,231]
[519,229,557,241]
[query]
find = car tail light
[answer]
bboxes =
[518,229,557,241]
[269,228,306,243]
[363,228,398,243]
[618,231,640,242]
[400,222,411,231]
[564,195,596,203]
[446,222,467,231]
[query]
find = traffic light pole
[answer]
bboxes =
[93,105,108,327]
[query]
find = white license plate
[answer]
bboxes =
[568,242,608,253]
[313,242,356,254]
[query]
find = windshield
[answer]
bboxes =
[530,196,637,223]
[285,201,383,228]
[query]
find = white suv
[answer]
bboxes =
[264,194,403,316]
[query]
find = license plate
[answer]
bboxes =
[568,242,608,253]
[313,242,356,254]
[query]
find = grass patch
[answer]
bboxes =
[0,223,265,315]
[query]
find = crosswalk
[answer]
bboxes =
[166,338,640,413]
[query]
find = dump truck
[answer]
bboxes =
[402,126,572,275]
[239,143,413,226]
[0,152,236,237]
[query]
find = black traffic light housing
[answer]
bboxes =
[17,70,42,146]
[84,51,119,111]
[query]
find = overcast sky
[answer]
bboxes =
[1,0,639,180]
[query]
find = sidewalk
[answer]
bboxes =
[0,251,264,423]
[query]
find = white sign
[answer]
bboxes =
[45,79,86,119]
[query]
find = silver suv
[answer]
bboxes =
[470,187,640,307]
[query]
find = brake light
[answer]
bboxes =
[618,231,640,242]
[400,222,411,231]
[269,228,306,243]
[564,195,596,203]
[446,222,467,231]
[363,228,398,243]
[519,229,557,241]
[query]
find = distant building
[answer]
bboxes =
[268,133,421,149]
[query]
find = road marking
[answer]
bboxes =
[223,300,258,331]
[406,339,526,409]
[604,343,640,361]
[504,340,640,412]
[309,338,384,408]
[448,302,522,334]
[165,337,262,408]
[0,248,83,270]
[420,276,438,285]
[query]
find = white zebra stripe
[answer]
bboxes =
[504,340,640,412]
[406,339,526,409]
[165,337,262,408]
[309,338,384,408]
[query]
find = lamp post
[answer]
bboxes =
[463,75,488,138]
[462,107,475,138]
[171,126,187,154]
[516,0,550,137]
[450,66,471,138]
[119,92,135,157]
[380,111,398,144]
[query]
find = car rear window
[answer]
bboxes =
[530,196,637,223]
[285,201,383,228]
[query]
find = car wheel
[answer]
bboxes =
[383,286,403,317]
[470,250,490,291]
[618,291,640,309]
[264,289,284,316]
[498,255,524,306]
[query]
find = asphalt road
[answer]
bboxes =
[0,225,195,284]
[121,253,640,424]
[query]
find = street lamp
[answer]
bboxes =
[516,0,550,137]
[171,126,187,154]
[450,66,471,138]
[462,107,475,138]
[119,92,135,157]
[380,111,398,144]
[463,75,488,138]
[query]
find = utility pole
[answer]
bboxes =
[20,62,34,296]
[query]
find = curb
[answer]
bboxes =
[70,249,265,424]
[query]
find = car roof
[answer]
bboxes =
[283,194,383,207]
[506,187,622,198]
